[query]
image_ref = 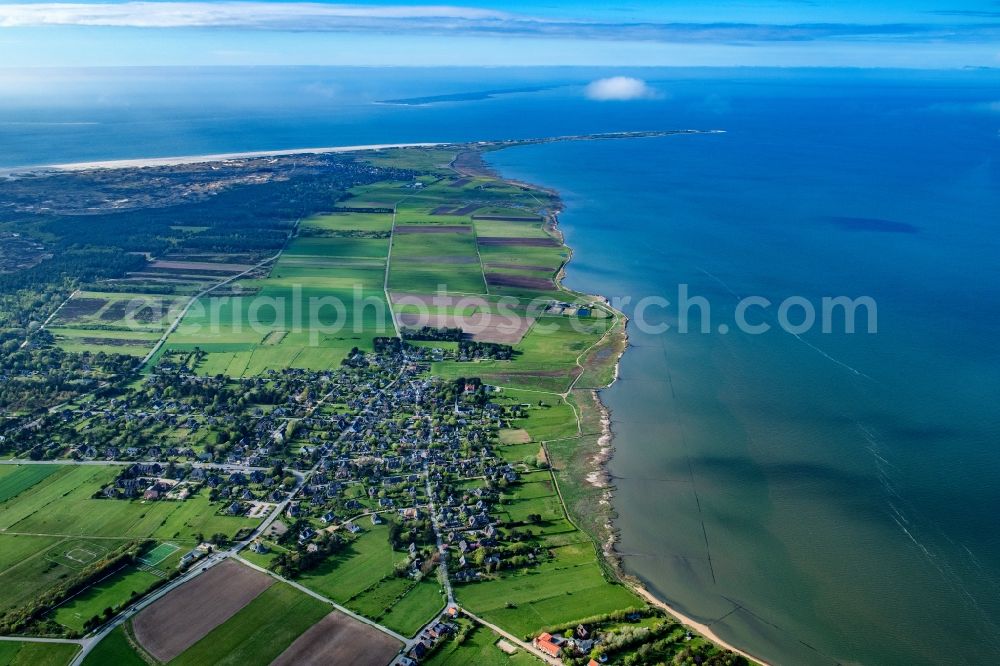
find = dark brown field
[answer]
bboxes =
[472,214,544,222]
[98,298,172,323]
[132,560,274,663]
[271,611,402,666]
[76,337,152,347]
[395,225,471,234]
[477,237,560,247]
[486,262,554,273]
[485,273,556,291]
[450,203,482,215]
[55,298,108,321]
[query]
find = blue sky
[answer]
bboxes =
[1,1,998,68]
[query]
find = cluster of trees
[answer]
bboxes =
[298,227,390,239]
[587,621,679,663]
[388,517,435,550]
[271,522,348,578]
[0,156,417,343]
[0,540,150,636]
[0,343,133,414]
[549,607,749,666]
[0,281,69,330]
[0,249,146,295]
[330,206,394,214]
[458,339,513,360]
[373,337,403,354]
[465,541,537,574]
[402,326,464,342]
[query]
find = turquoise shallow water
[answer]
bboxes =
[3,67,999,665]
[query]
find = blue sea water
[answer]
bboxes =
[3,67,999,665]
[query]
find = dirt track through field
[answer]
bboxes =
[271,611,402,666]
[132,560,273,662]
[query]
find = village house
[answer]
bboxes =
[534,632,562,658]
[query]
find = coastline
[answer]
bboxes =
[1,131,717,177]
[4,135,769,664]
[0,142,445,176]
[489,147,772,666]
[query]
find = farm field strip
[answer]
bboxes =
[131,560,274,662]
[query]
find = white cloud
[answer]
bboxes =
[3,3,996,48]
[0,3,512,29]
[584,77,660,101]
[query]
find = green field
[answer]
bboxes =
[166,212,397,373]
[0,465,61,502]
[295,525,443,636]
[50,563,161,632]
[297,525,400,602]
[46,288,187,357]
[425,620,539,666]
[0,465,256,617]
[169,583,330,666]
[0,466,254,540]
[455,540,640,638]
[0,641,79,666]
[379,578,445,636]
[80,626,145,666]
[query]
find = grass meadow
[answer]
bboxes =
[0,465,255,617]
[168,583,330,666]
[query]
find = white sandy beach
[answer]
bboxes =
[3,142,445,175]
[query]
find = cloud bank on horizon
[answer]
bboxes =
[585,77,660,101]
[1,1,999,67]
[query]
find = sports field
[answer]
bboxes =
[0,465,256,620]
[50,542,182,632]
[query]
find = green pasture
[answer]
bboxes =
[0,641,78,666]
[168,582,329,666]
[454,539,640,638]
[80,627,145,666]
[0,465,61,502]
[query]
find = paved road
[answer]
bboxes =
[462,610,562,665]
[68,548,232,666]
[0,636,82,645]
[139,250,285,367]
[424,469,454,607]
[0,459,278,475]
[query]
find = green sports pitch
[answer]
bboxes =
[138,542,181,567]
